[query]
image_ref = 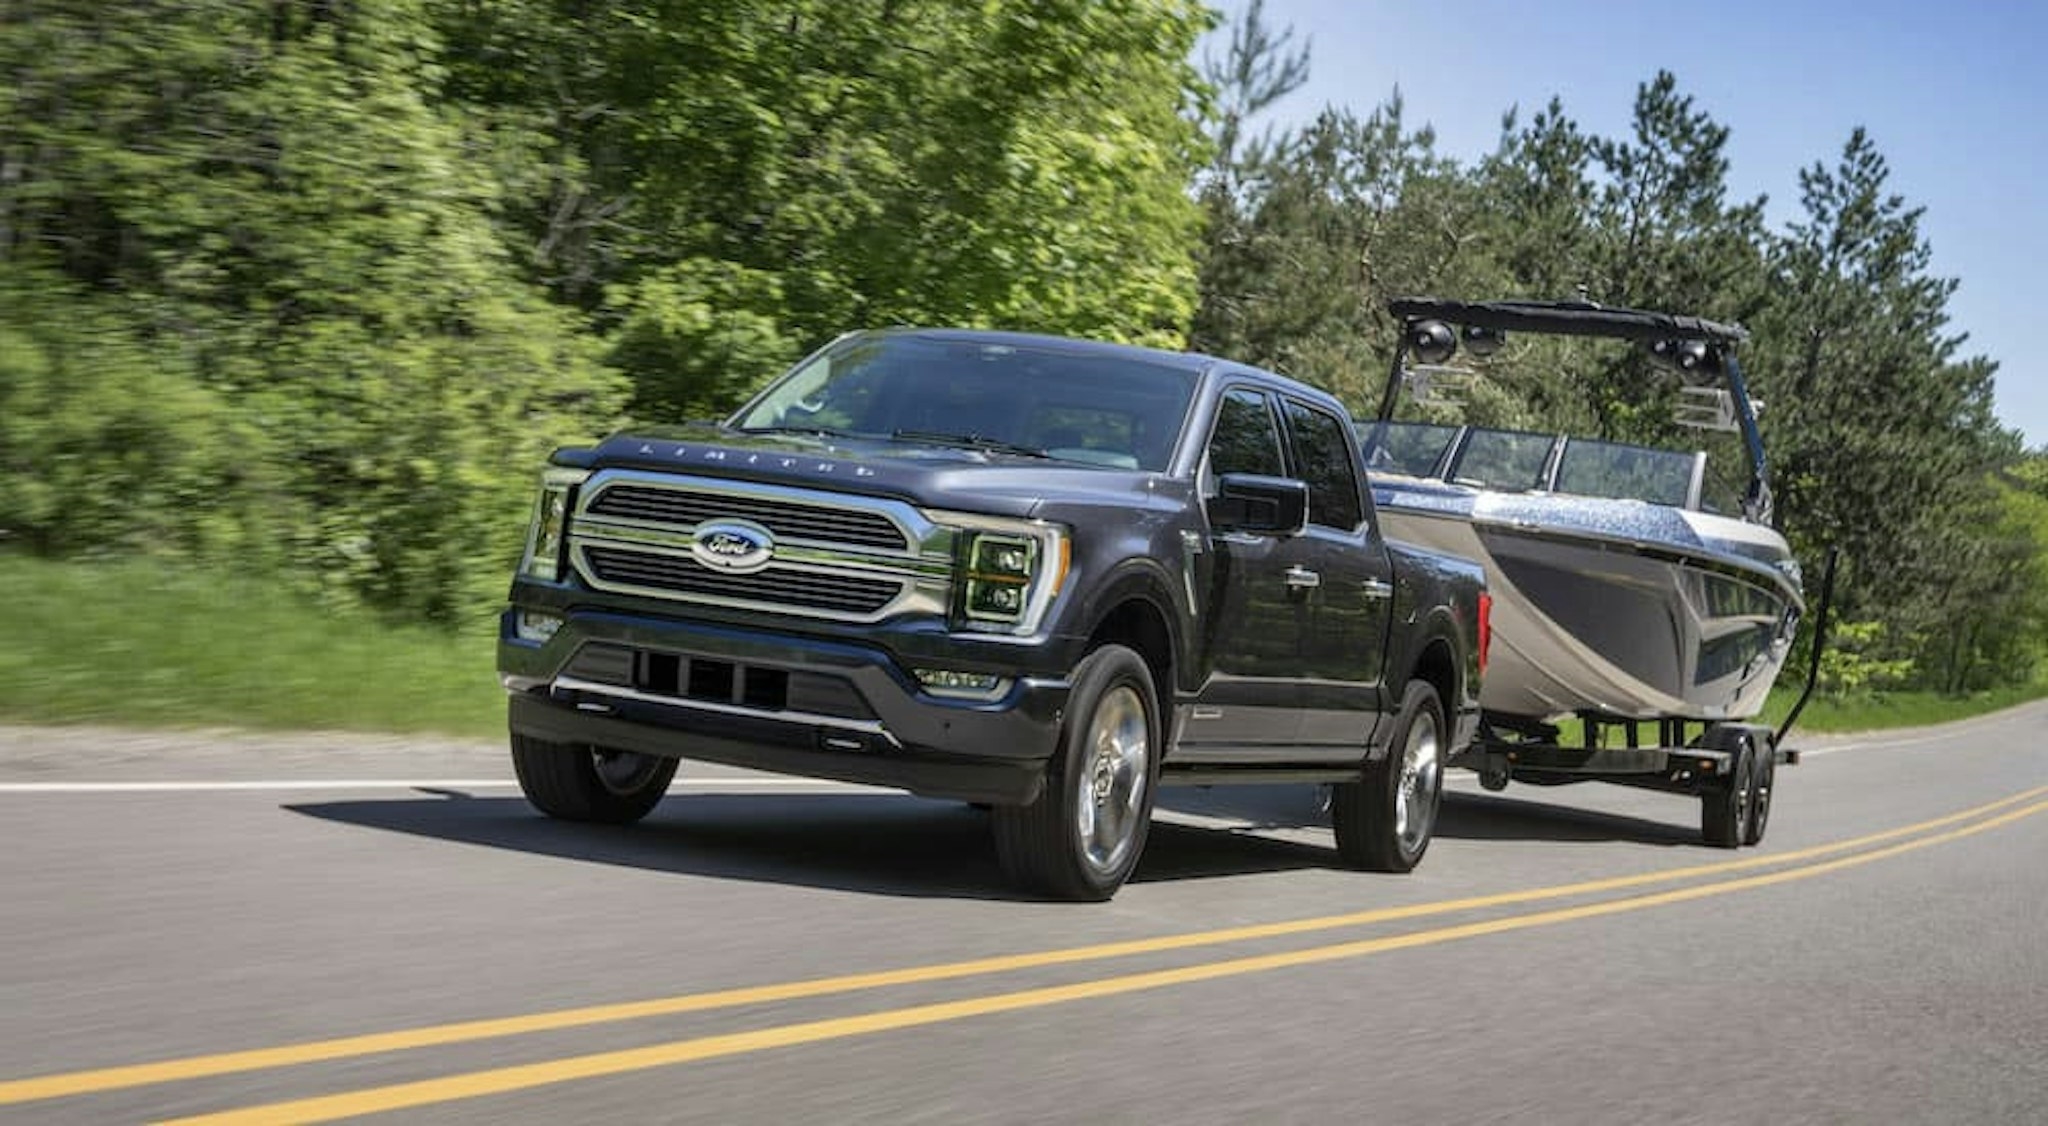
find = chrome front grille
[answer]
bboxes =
[584,548,904,615]
[567,471,949,622]
[587,486,908,550]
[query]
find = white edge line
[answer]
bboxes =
[1796,699,2048,758]
[1800,725,2018,758]
[0,778,891,795]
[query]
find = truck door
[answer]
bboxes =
[1279,395,1393,747]
[1176,386,1309,759]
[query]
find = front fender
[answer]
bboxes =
[1066,557,1188,682]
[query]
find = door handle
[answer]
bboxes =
[1361,577,1394,600]
[1284,565,1321,590]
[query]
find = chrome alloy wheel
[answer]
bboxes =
[1394,707,1442,854]
[590,748,668,796]
[1072,684,1151,875]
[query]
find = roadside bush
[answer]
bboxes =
[1813,619,1917,697]
[0,266,238,559]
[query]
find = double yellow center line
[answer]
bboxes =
[2,786,2042,1122]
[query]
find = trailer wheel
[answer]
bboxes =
[1701,735,1755,849]
[1743,738,1775,846]
[1333,680,1445,872]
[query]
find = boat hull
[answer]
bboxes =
[1372,481,1802,722]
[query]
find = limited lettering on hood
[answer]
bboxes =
[636,443,878,478]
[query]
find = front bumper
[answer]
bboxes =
[500,609,1068,805]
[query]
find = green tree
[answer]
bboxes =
[1194,87,1509,411]
[2,0,625,620]
[1749,128,2023,686]
[1478,97,1598,303]
[1574,73,1768,444]
[435,0,1214,418]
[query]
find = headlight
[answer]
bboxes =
[519,467,589,582]
[925,511,1070,636]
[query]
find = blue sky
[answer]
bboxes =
[1202,0,2048,448]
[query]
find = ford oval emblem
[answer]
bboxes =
[689,520,774,574]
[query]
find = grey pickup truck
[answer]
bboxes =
[499,328,1489,899]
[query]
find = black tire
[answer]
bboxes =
[991,644,1160,901]
[1743,738,1776,847]
[511,733,678,824]
[1701,735,1755,849]
[1332,680,1446,873]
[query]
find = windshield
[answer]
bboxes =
[1452,428,1556,492]
[1553,437,1700,508]
[1365,422,1722,510]
[1359,420,1460,477]
[730,333,1198,472]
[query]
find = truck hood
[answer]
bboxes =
[561,423,1165,520]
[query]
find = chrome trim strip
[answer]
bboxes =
[574,518,954,578]
[571,544,947,623]
[550,675,903,749]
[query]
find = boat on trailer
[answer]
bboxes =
[1358,297,1834,847]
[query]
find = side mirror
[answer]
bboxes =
[1208,473,1309,537]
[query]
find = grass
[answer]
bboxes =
[1,554,2042,740]
[0,554,504,737]
[1760,676,2048,737]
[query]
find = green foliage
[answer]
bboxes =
[1743,130,2025,687]
[435,0,1212,378]
[5,1,1211,624]
[1192,6,2043,696]
[1811,620,1917,696]
[1761,674,2046,735]
[1193,92,1504,407]
[0,0,1212,626]
[605,259,800,423]
[0,553,502,735]
[0,264,237,558]
[2,0,631,621]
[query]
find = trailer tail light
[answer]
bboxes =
[1476,592,1493,674]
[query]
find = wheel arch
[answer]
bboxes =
[1081,588,1177,745]
[1402,623,1461,729]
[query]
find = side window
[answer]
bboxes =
[1207,388,1286,478]
[1284,399,1364,531]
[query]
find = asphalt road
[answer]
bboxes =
[1,703,2044,1125]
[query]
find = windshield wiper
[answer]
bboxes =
[735,424,859,439]
[890,429,1050,458]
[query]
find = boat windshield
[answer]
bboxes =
[1451,429,1556,492]
[1365,421,1724,510]
[730,333,1199,471]
[1362,421,1460,476]
[1553,438,1698,507]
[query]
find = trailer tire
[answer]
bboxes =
[1743,738,1775,846]
[1701,735,1755,849]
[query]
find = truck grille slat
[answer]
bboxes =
[587,486,907,550]
[585,548,902,615]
